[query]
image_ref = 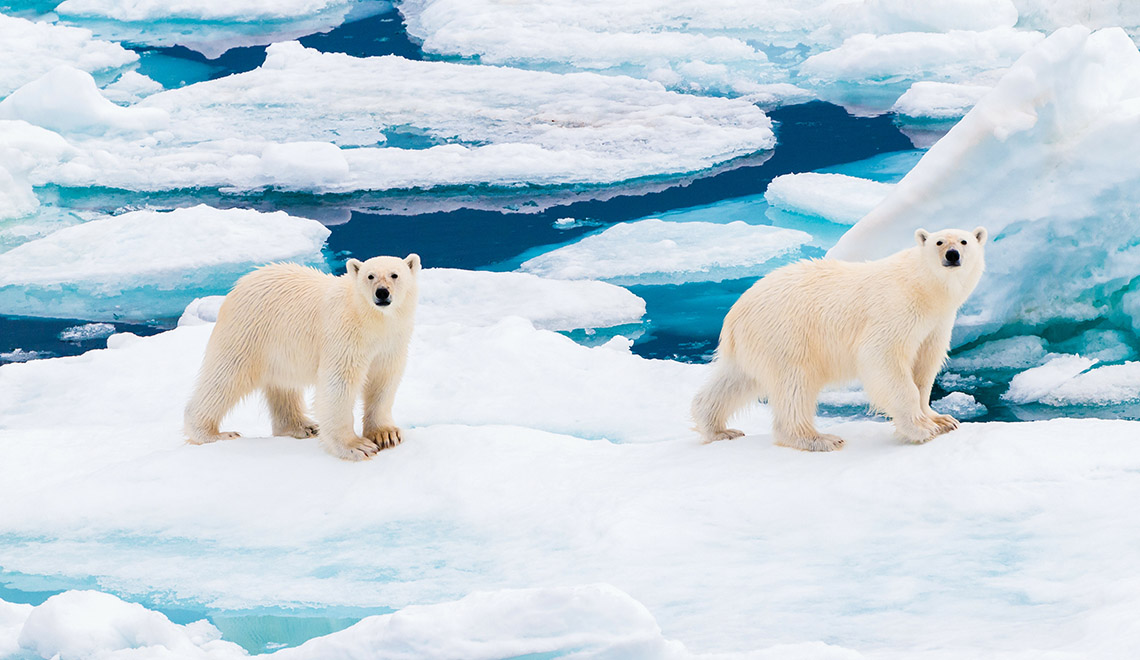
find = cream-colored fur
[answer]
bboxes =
[693,227,987,450]
[184,254,420,461]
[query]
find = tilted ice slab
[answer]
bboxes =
[0,205,330,321]
[7,43,775,193]
[53,0,391,59]
[765,173,894,225]
[2,318,1140,656]
[0,14,137,98]
[829,27,1140,345]
[519,219,811,285]
[1005,356,1140,407]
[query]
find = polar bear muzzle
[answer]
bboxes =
[374,286,391,306]
[942,248,961,267]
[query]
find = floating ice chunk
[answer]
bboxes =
[936,372,992,392]
[178,296,226,327]
[53,0,388,59]
[800,28,1042,86]
[765,173,894,225]
[932,392,987,419]
[891,81,993,120]
[398,0,1022,101]
[947,335,1050,372]
[829,27,1140,344]
[1037,362,1140,407]
[0,205,330,321]
[59,322,117,342]
[13,42,774,193]
[0,66,169,136]
[418,269,644,331]
[0,348,52,363]
[15,591,239,660]
[101,70,164,105]
[519,219,811,285]
[0,14,137,98]
[1003,355,1098,404]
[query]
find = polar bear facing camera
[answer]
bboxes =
[185,254,420,461]
[692,227,987,450]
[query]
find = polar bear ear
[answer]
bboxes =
[346,258,363,277]
[405,253,421,273]
[974,227,988,245]
[914,229,930,246]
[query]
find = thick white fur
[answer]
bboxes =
[184,254,420,461]
[692,227,987,451]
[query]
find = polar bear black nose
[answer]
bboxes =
[375,287,390,304]
[945,249,960,264]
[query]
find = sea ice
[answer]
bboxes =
[891,81,993,120]
[518,219,811,285]
[5,42,774,193]
[0,205,331,321]
[52,0,391,59]
[1039,362,1140,407]
[829,27,1140,344]
[931,391,987,419]
[1003,355,1098,404]
[59,322,116,342]
[764,173,894,225]
[0,164,37,221]
[0,14,137,98]
[1053,329,1138,364]
[3,317,1140,656]
[0,66,169,135]
[946,335,1050,372]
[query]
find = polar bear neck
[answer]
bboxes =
[892,246,984,312]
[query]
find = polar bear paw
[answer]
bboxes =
[896,416,940,444]
[929,413,959,435]
[702,428,745,444]
[777,433,845,452]
[365,426,403,450]
[187,430,240,445]
[324,435,381,461]
[282,421,319,439]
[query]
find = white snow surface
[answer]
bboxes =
[0,14,137,98]
[1007,359,1140,407]
[829,27,1140,344]
[5,42,774,193]
[765,173,894,225]
[891,81,993,119]
[2,314,1140,656]
[519,219,811,284]
[0,66,169,135]
[0,205,330,320]
[1003,355,1098,404]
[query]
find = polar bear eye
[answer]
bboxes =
[935,240,943,246]
[391,273,399,279]
[367,274,374,281]
[960,240,967,245]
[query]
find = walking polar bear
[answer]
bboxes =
[692,227,987,450]
[184,254,420,461]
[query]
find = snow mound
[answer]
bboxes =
[418,268,645,331]
[765,173,894,226]
[519,219,811,285]
[0,14,137,98]
[1003,355,1098,404]
[9,42,774,194]
[0,66,169,135]
[829,27,1140,345]
[0,205,331,321]
[891,81,993,120]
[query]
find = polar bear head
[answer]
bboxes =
[915,227,987,275]
[345,254,421,313]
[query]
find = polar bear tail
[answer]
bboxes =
[691,356,762,443]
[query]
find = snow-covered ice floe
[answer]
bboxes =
[0,205,330,321]
[1004,356,1140,407]
[1,42,774,194]
[765,173,894,226]
[0,14,137,98]
[830,26,1140,345]
[52,0,391,59]
[519,219,811,285]
[3,312,1140,656]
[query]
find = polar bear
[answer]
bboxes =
[692,227,987,450]
[184,254,420,460]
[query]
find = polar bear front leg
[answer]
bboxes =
[860,348,939,444]
[769,371,845,451]
[362,355,406,450]
[315,362,378,461]
[913,325,959,436]
[268,387,319,438]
